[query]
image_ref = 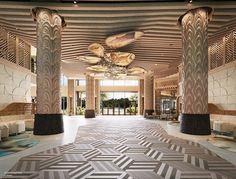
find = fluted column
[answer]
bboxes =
[138,79,144,115]
[95,79,100,115]
[178,7,213,135]
[32,7,66,135]
[144,72,154,117]
[85,75,95,118]
[68,79,76,115]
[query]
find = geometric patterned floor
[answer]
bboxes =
[4,119,236,179]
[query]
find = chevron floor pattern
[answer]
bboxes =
[4,118,236,179]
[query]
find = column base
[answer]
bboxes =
[144,109,154,118]
[180,113,211,135]
[34,114,64,135]
[85,109,95,118]
[154,110,161,115]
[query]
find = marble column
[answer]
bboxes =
[32,7,66,135]
[138,79,144,115]
[154,89,161,114]
[68,79,76,115]
[95,79,101,115]
[144,72,154,117]
[85,74,95,118]
[178,7,213,135]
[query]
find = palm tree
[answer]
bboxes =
[100,93,108,101]
[129,94,138,101]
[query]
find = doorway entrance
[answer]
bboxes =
[101,92,138,115]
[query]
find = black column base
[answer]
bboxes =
[34,114,64,135]
[144,109,154,118]
[180,113,211,135]
[85,109,95,118]
[154,110,161,115]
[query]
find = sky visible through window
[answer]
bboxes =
[77,79,138,100]
[78,79,138,86]
[101,80,138,86]
[60,74,68,86]
[102,92,138,100]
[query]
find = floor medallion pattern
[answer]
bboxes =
[4,119,236,179]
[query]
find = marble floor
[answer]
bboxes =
[1,116,236,179]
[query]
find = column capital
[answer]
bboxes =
[31,7,66,28]
[177,7,213,27]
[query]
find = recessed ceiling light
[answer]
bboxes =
[73,0,77,4]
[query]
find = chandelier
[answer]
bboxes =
[104,65,127,79]
[74,31,148,79]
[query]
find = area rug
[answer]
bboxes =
[0,131,39,157]
[5,118,236,179]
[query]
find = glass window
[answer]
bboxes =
[125,92,137,99]
[100,92,138,100]
[105,92,113,99]
[30,46,37,73]
[101,80,138,86]
[77,79,86,86]
[124,80,138,86]
[101,80,113,86]
[113,80,124,86]
[31,46,36,56]
[113,92,125,99]
[60,74,68,86]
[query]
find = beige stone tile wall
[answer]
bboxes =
[208,62,236,111]
[210,114,236,125]
[0,61,31,110]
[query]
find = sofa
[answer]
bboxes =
[211,114,236,139]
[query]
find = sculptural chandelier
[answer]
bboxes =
[76,31,147,79]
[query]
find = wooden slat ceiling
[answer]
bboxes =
[0,0,236,78]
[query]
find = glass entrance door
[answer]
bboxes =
[101,92,138,115]
[102,99,137,115]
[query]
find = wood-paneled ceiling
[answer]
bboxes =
[0,0,236,78]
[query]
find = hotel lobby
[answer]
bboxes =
[0,0,236,178]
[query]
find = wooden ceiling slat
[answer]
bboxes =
[1,14,234,24]
[1,1,236,10]
[7,18,227,30]
[0,1,236,78]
